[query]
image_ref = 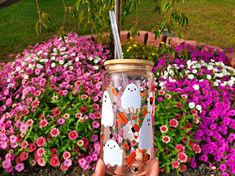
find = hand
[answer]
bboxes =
[92,158,159,176]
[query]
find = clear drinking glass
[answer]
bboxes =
[100,59,155,175]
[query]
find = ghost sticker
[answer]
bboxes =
[121,83,141,110]
[139,113,153,154]
[101,91,114,127]
[103,140,123,166]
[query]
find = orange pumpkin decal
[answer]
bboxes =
[116,112,128,125]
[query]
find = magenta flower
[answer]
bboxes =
[15,163,24,172]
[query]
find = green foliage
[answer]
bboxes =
[122,38,174,63]
[154,0,189,37]
[154,90,199,174]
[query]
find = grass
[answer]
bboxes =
[0,0,235,62]
[0,0,76,62]
[124,0,235,49]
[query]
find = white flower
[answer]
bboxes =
[159,82,165,87]
[36,64,43,69]
[206,75,212,80]
[51,56,56,61]
[63,55,68,58]
[71,53,76,57]
[207,65,213,70]
[192,69,197,74]
[188,74,194,80]
[69,66,73,70]
[75,57,80,62]
[94,59,99,64]
[189,102,195,109]
[88,56,93,61]
[93,66,99,70]
[16,66,21,71]
[193,84,200,91]
[59,60,64,65]
[196,105,202,112]
[51,62,56,68]
[214,82,219,86]
[53,48,57,53]
[60,47,66,51]
[217,73,224,78]
[23,74,29,80]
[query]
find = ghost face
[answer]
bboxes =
[139,113,153,155]
[103,140,123,166]
[121,83,141,110]
[101,91,114,127]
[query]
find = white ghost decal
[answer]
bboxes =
[121,83,141,110]
[101,91,114,127]
[103,140,123,166]
[139,113,153,154]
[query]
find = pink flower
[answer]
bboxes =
[6,98,12,107]
[175,144,185,152]
[192,144,201,153]
[10,135,17,143]
[37,148,45,157]
[37,158,46,167]
[171,161,180,169]
[39,119,48,128]
[15,163,24,172]
[162,135,170,144]
[50,156,60,167]
[68,130,78,140]
[75,113,82,118]
[77,139,84,147]
[36,137,46,147]
[179,164,187,172]
[92,121,100,129]
[29,143,37,152]
[52,107,61,117]
[20,123,28,132]
[19,152,28,161]
[57,118,65,125]
[160,125,168,133]
[62,151,71,160]
[165,94,171,99]
[63,159,72,167]
[169,119,179,128]
[32,99,40,108]
[60,163,69,171]
[181,94,188,99]
[26,119,34,126]
[78,158,87,169]
[50,128,60,137]
[63,113,70,119]
[2,160,12,169]
[178,152,188,163]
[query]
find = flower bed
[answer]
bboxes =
[153,43,235,175]
[0,33,234,175]
[0,33,109,174]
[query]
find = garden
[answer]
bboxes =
[0,0,235,176]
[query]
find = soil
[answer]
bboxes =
[0,0,19,9]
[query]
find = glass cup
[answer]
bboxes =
[100,59,155,175]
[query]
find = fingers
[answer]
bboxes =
[149,159,159,176]
[92,159,105,176]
